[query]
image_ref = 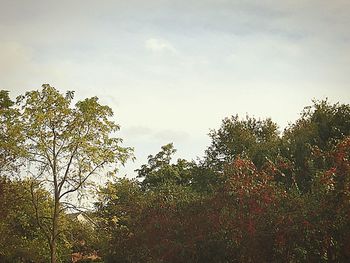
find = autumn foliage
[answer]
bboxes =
[96,138,350,262]
[95,100,350,263]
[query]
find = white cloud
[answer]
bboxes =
[145,38,176,53]
[123,125,153,137]
[153,129,190,142]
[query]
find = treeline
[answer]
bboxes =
[1,86,350,262]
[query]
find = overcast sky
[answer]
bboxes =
[1,0,349,177]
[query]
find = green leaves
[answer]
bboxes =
[0,90,25,176]
[18,84,133,197]
[136,143,193,189]
[0,178,52,262]
[282,99,350,192]
[11,84,133,262]
[205,115,280,171]
[2,86,350,263]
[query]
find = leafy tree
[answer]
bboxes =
[0,90,24,176]
[96,177,204,263]
[95,178,145,262]
[16,84,133,263]
[136,143,193,190]
[0,178,53,262]
[282,99,350,191]
[185,162,220,194]
[135,143,222,196]
[205,115,280,172]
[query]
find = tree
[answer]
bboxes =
[205,115,280,172]
[95,178,145,262]
[95,177,204,262]
[282,99,350,191]
[0,90,24,176]
[93,100,350,262]
[17,84,133,263]
[0,178,53,262]
[136,143,193,190]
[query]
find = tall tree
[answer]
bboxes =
[17,84,133,263]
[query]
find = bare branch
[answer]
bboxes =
[59,161,106,199]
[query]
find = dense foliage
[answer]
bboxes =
[95,100,350,263]
[1,86,349,263]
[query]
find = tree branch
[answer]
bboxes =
[59,161,106,199]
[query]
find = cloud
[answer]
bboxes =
[122,124,189,142]
[153,129,190,142]
[123,125,153,137]
[145,38,176,53]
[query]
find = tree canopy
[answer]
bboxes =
[1,86,349,263]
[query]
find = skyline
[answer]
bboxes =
[1,0,349,176]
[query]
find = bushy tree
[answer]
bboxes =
[205,115,280,172]
[136,143,193,189]
[282,99,350,191]
[95,178,145,262]
[0,178,55,262]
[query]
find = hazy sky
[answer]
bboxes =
[1,0,349,177]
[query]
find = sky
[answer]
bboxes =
[1,0,350,177]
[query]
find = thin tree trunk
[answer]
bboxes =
[50,199,59,263]
[50,241,56,263]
